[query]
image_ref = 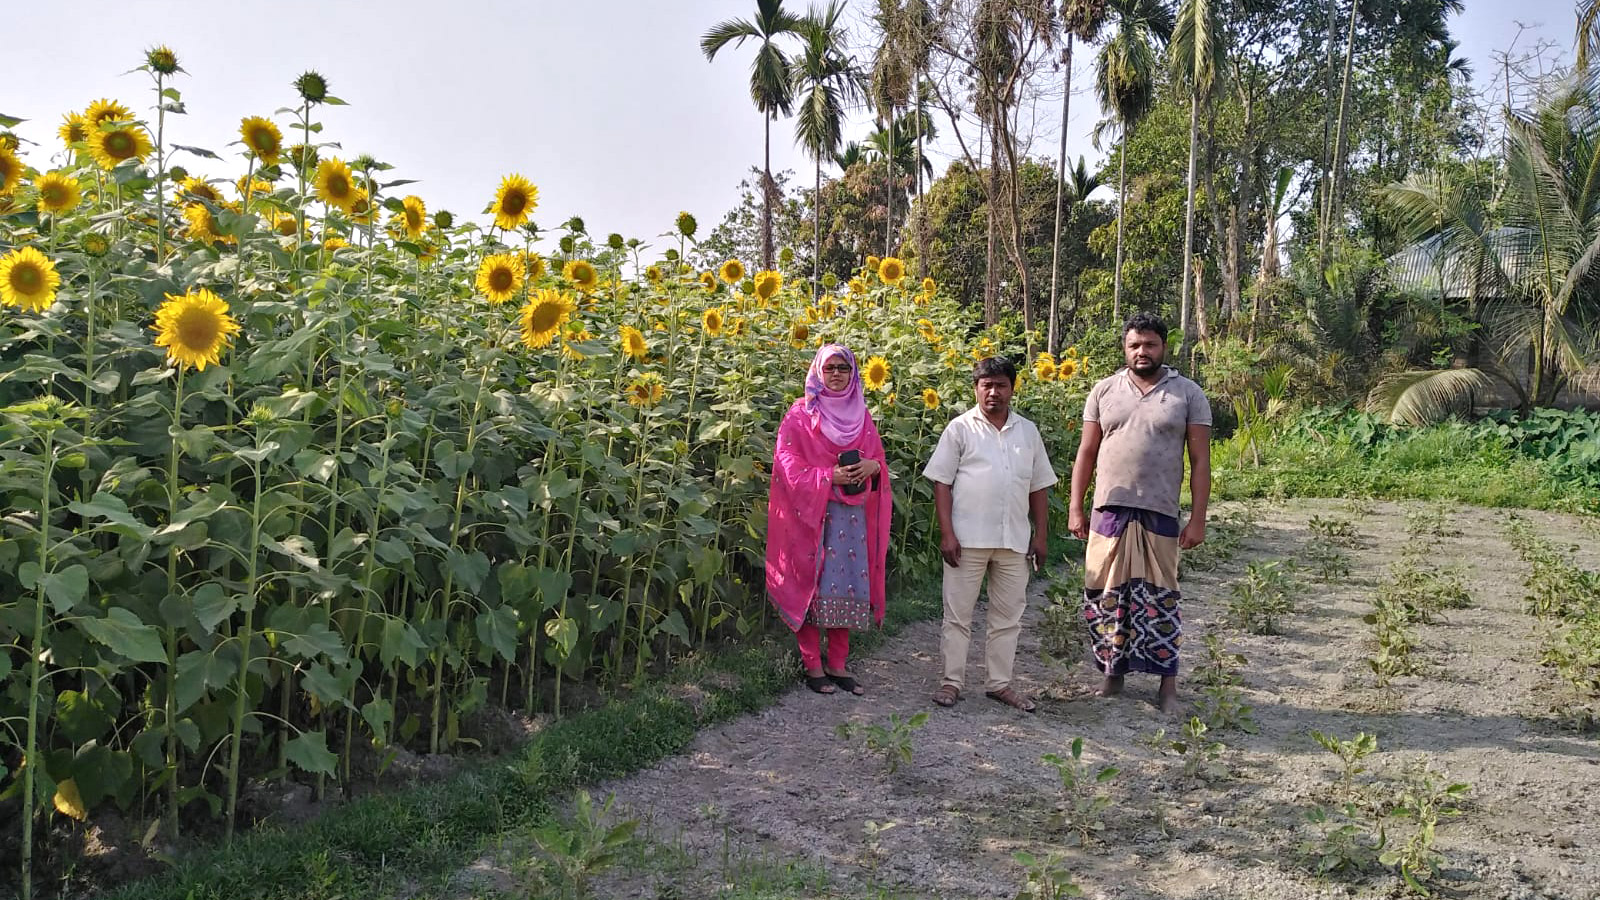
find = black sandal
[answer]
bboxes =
[827,673,864,695]
[805,674,836,694]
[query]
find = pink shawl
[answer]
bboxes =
[804,344,867,445]
[764,397,892,632]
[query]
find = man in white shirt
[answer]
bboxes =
[923,357,1058,712]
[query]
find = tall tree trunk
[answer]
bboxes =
[1048,36,1075,356]
[1324,0,1360,263]
[763,113,775,270]
[1113,133,1129,325]
[1179,89,1201,343]
[1317,0,1338,264]
[1194,259,1212,342]
[886,114,896,258]
[916,79,930,271]
[996,108,1034,355]
[814,156,822,299]
[984,120,999,325]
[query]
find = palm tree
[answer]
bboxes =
[871,0,918,257]
[1051,0,1109,355]
[702,0,808,270]
[1376,71,1600,420]
[834,141,868,170]
[791,1,862,296]
[1095,0,1174,324]
[1581,0,1600,69]
[1048,156,1102,351]
[1169,0,1224,344]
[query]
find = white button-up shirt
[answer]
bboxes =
[922,405,1059,553]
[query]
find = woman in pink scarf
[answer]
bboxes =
[766,344,892,695]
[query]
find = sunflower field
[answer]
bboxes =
[0,53,1089,894]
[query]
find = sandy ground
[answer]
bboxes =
[466,499,1600,900]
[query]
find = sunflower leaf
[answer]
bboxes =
[0,112,25,128]
[172,144,218,160]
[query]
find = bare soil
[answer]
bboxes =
[473,500,1600,900]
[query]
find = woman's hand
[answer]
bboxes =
[853,458,881,480]
[830,465,854,486]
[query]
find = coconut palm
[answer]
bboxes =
[1051,0,1109,354]
[1376,71,1600,421]
[1048,156,1103,351]
[791,1,863,297]
[871,0,919,256]
[1169,0,1224,344]
[1095,0,1174,324]
[702,0,809,270]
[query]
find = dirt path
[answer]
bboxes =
[479,500,1600,900]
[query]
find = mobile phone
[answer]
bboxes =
[837,449,864,495]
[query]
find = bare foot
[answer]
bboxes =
[1095,674,1125,698]
[1157,678,1180,715]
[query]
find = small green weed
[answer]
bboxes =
[1381,762,1470,895]
[1299,802,1386,877]
[1227,559,1300,634]
[1191,632,1257,733]
[530,790,639,900]
[1308,514,1362,547]
[1303,542,1353,582]
[1366,596,1422,686]
[1012,850,1085,899]
[1404,506,1460,538]
[1041,737,1120,846]
[1149,717,1228,781]
[1180,507,1257,573]
[1311,730,1378,799]
[836,712,929,775]
[1039,567,1087,661]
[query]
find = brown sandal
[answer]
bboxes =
[985,687,1037,713]
[932,684,961,707]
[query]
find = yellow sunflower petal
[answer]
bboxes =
[0,247,62,313]
[152,288,242,371]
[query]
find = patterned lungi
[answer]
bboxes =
[1083,506,1183,677]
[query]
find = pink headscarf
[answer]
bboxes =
[803,344,867,446]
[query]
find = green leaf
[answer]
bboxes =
[263,535,321,570]
[283,623,347,662]
[285,731,339,776]
[192,584,239,633]
[40,565,89,614]
[174,650,232,712]
[55,690,115,744]
[72,744,132,809]
[78,608,167,664]
[361,699,394,743]
[475,605,519,662]
[652,610,691,646]
[302,663,358,710]
[0,112,25,128]
[379,619,427,668]
[545,616,578,658]
[445,549,490,594]
[69,494,156,542]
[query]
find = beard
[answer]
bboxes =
[1129,354,1163,376]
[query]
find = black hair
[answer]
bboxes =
[1122,312,1169,343]
[972,356,1017,385]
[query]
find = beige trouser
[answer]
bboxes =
[940,546,1030,692]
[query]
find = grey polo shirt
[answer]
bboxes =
[923,406,1059,553]
[1083,366,1211,518]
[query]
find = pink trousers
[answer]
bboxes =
[797,623,850,671]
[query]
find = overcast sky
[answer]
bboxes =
[3,0,1581,254]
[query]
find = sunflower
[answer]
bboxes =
[789,321,811,348]
[922,276,937,294]
[81,232,110,257]
[866,255,881,273]
[182,203,235,245]
[476,252,525,304]
[490,174,538,230]
[294,71,330,104]
[847,277,866,297]
[392,195,427,240]
[83,99,133,126]
[818,298,837,318]
[152,288,241,371]
[752,270,782,302]
[0,145,23,195]
[645,264,664,284]
[0,247,61,314]
[676,211,697,236]
[699,271,718,292]
[563,259,599,292]
[178,176,223,205]
[1066,345,1079,358]
[862,356,891,392]
[323,236,349,251]
[619,325,648,360]
[878,256,906,286]
[1058,359,1077,380]
[272,212,298,237]
[236,175,274,201]
[86,123,153,171]
[922,388,941,411]
[917,319,938,343]
[239,116,282,165]
[1033,357,1058,381]
[702,306,724,336]
[625,372,666,408]
[519,288,575,349]
[348,188,374,224]
[58,114,89,147]
[718,258,745,284]
[312,157,360,213]
[561,324,593,360]
[145,45,180,75]
[524,251,547,280]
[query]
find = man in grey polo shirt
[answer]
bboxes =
[924,357,1058,713]
[1068,312,1211,714]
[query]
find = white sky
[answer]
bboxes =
[2,0,1579,253]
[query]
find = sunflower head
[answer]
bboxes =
[921,388,941,411]
[563,259,599,292]
[917,319,938,343]
[1058,359,1077,380]
[861,356,891,392]
[1033,357,1058,381]
[476,252,526,304]
[676,211,697,237]
[58,114,89,147]
[393,195,427,239]
[718,258,745,284]
[625,373,666,409]
[294,70,330,104]
[524,251,546,280]
[923,276,937,293]
[288,143,318,173]
[348,188,374,224]
[752,270,782,302]
[87,122,154,171]
[178,176,222,205]
[519,289,576,349]
[606,233,625,251]
[788,321,811,348]
[0,145,23,195]
[313,158,359,213]
[491,174,538,231]
[182,203,231,245]
[152,288,241,371]
[1067,345,1079,358]
[645,264,664,284]
[702,306,724,336]
[848,277,866,296]
[619,325,648,360]
[239,116,282,165]
[433,209,455,230]
[0,133,17,152]
[83,99,133,127]
[878,256,906,286]
[866,255,881,273]
[272,212,298,237]
[323,236,349,252]
[237,175,274,200]
[0,247,62,314]
[821,271,838,289]
[699,271,718,293]
[81,232,111,257]
[145,45,181,75]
